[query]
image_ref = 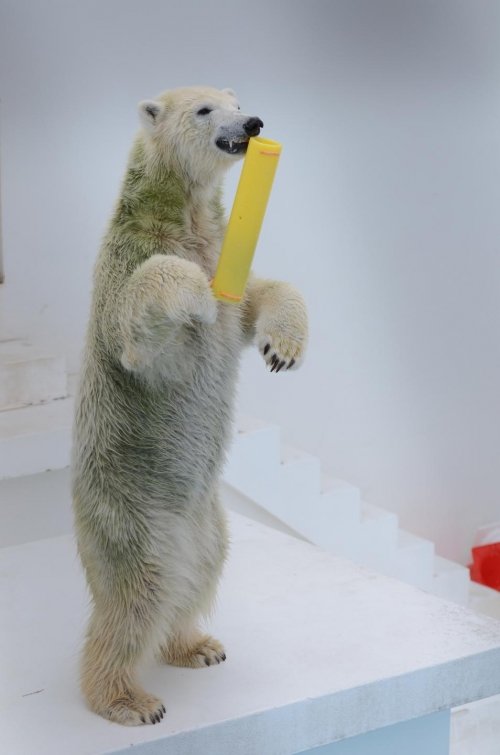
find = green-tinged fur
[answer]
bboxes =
[111,140,187,257]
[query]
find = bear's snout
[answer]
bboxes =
[215,114,264,156]
[244,117,264,137]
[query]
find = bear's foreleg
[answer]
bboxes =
[242,276,308,371]
[118,254,217,372]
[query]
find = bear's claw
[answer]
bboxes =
[265,348,296,373]
[256,308,307,372]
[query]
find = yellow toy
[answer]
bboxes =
[212,136,282,303]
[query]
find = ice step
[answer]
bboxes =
[251,442,363,541]
[469,581,500,620]
[431,556,470,606]
[231,436,399,569]
[221,481,306,542]
[314,501,399,562]
[359,501,399,545]
[340,502,399,565]
[0,397,74,479]
[280,444,322,497]
[245,456,435,592]
[223,416,282,502]
[266,476,362,545]
[272,496,398,566]
[273,444,321,526]
[319,474,362,527]
[227,434,439,596]
[0,339,67,411]
[384,530,435,592]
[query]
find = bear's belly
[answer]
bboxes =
[74,306,243,508]
[133,366,238,504]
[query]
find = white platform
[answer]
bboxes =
[1,511,500,755]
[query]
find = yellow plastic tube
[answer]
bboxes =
[212,136,282,303]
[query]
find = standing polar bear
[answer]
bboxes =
[72,85,308,726]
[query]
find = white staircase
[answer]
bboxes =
[223,421,475,609]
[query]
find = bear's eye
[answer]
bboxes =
[197,107,212,116]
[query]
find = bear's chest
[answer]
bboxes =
[179,196,225,279]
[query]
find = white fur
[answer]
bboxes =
[72,85,308,727]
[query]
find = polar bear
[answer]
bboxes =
[72,85,308,726]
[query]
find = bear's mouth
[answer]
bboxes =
[215,137,249,155]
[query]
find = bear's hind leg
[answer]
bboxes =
[159,622,226,668]
[81,596,166,725]
[157,490,228,669]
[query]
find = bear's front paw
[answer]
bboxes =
[257,333,305,372]
[256,315,308,373]
[254,284,308,372]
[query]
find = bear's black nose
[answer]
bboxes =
[244,117,264,136]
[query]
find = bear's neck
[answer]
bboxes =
[129,136,222,193]
[110,138,225,272]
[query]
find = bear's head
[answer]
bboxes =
[138,86,263,183]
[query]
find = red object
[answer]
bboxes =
[470,542,500,590]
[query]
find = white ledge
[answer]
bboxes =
[1,512,500,755]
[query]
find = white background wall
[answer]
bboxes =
[1,0,500,564]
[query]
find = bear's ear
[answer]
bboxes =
[222,88,236,98]
[138,100,163,131]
